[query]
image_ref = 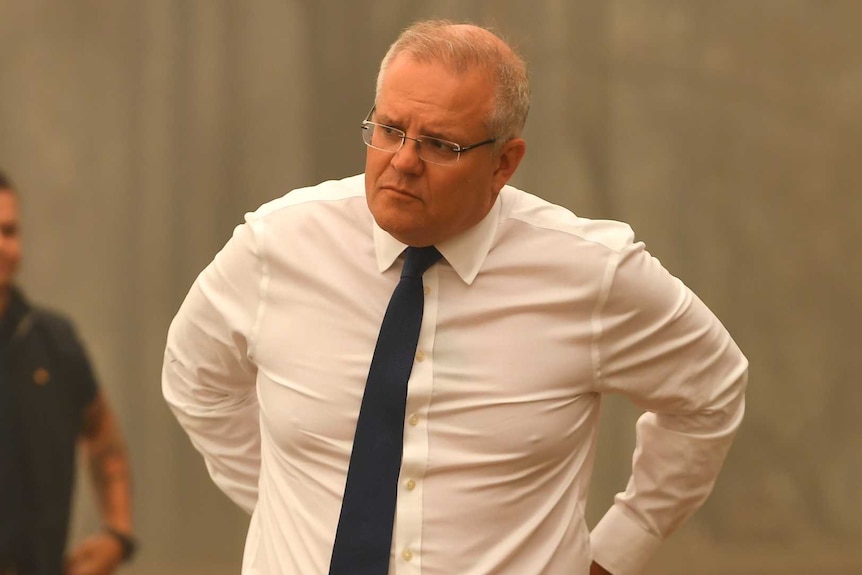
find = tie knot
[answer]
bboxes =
[401,246,442,279]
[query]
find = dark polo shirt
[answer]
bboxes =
[0,288,97,575]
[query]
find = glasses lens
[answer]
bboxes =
[360,121,462,166]
[361,123,374,146]
[362,123,404,152]
[418,137,459,165]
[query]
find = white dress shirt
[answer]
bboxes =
[162,174,747,575]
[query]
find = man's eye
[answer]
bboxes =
[381,126,401,137]
[425,138,451,152]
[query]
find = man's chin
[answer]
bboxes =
[375,215,429,246]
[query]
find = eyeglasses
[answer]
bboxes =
[361,108,496,166]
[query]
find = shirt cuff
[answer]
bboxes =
[590,505,662,575]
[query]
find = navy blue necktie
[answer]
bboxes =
[329,246,442,575]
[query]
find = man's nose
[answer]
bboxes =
[391,137,424,174]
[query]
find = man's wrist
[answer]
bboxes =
[104,527,137,562]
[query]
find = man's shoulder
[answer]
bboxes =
[251,174,366,220]
[500,186,635,253]
[9,287,76,338]
[9,293,87,362]
[26,304,80,343]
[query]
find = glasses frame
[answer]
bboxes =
[361,107,496,166]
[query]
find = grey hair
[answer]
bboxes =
[375,20,530,145]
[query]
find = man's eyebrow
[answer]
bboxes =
[376,111,459,141]
[373,110,399,126]
[421,128,458,141]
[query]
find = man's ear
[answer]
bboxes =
[492,138,527,191]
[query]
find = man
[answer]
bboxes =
[163,20,747,575]
[0,170,136,575]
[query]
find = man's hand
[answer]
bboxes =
[64,532,124,575]
[590,560,612,575]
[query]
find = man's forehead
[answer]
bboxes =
[373,93,463,130]
[376,76,492,133]
[0,190,18,204]
[0,192,20,219]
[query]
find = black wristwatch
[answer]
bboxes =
[105,527,138,562]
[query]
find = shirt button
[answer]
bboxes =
[408,413,419,426]
[415,350,426,362]
[405,479,416,491]
[33,368,51,386]
[424,286,431,296]
[402,548,414,561]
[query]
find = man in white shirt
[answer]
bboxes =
[162,19,747,575]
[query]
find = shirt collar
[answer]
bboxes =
[372,194,502,285]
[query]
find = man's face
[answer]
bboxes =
[0,191,22,290]
[365,54,524,247]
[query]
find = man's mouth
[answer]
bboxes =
[381,185,420,200]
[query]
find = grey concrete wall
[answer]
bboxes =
[1,1,859,573]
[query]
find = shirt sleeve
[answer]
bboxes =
[162,214,266,514]
[589,239,748,575]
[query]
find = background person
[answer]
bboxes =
[0,170,136,575]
